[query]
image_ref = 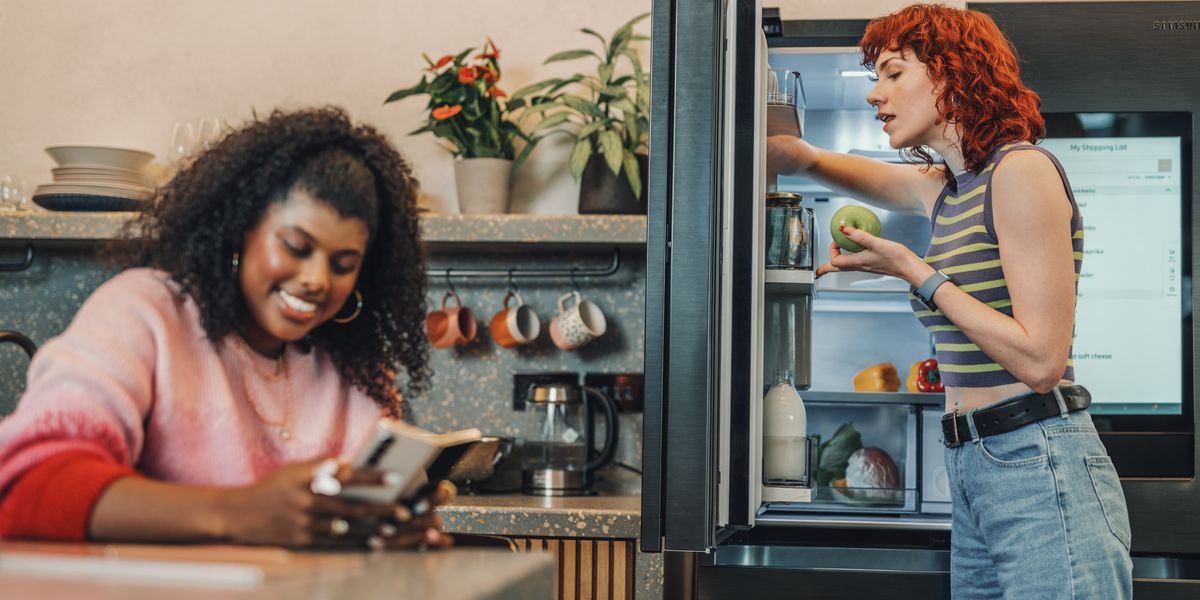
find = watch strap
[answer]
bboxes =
[916,270,951,311]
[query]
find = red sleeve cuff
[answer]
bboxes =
[0,450,139,541]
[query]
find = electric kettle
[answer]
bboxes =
[520,382,618,496]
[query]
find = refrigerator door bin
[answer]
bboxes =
[766,400,919,513]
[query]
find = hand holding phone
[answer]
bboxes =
[338,419,480,508]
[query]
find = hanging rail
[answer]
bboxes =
[0,244,34,273]
[428,247,621,281]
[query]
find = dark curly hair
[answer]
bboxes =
[860,3,1045,179]
[113,106,429,414]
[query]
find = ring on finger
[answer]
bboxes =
[330,517,350,538]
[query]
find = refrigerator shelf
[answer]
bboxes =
[761,485,813,503]
[764,268,814,295]
[752,511,952,531]
[801,390,945,407]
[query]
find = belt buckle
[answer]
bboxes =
[945,412,963,448]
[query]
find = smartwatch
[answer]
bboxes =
[914,270,951,311]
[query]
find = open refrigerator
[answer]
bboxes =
[641,1,1200,598]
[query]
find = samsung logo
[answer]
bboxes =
[1153,20,1200,31]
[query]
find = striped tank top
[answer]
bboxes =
[909,142,1084,387]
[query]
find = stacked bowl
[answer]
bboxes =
[33,145,155,211]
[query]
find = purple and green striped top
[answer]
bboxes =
[909,141,1084,387]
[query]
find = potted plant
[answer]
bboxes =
[385,38,534,214]
[511,14,650,215]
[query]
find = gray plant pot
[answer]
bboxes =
[578,153,648,215]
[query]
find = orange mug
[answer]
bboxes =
[490,291,540,349]
[425,290,477,349]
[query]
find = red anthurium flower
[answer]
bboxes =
[488,86,507,98]
[433,54,454,69]
[478,65,498,83]
[475,37,501,60]
[457,66,478,84]
[431,104,462,120]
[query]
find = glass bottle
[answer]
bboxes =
[763,369,808,484]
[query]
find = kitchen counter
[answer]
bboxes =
[441,493,641,539]
[0,542,552,600]
[440,485,664,600]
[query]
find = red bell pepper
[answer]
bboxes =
[916,358,944,393]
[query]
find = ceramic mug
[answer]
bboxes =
[425,290,477,349]
[490,291,540,349]
[549,291,607,351]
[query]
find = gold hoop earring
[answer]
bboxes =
[232,252,240,275]
[334,289,363,324]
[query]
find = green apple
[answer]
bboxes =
[830,205,882,252]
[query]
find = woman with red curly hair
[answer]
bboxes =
[768,3,1131,598]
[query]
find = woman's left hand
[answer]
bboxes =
[816,225,926,283]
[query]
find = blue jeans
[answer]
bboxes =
[944,393,1133,599]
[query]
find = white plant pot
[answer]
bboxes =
[453,157,513,214]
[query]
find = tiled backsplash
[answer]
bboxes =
[0,244,647,471]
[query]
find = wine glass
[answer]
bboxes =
[196,117,223,151]
[169,121,196,164]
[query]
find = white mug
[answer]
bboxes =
[549,291,607,350]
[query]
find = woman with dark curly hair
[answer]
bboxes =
[0,107,450,550]
[768,4,1131,598]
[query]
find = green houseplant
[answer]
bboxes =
[385,38,533,213]
[510,14,650,214]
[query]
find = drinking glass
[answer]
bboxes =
[196,117,223,151]
[0,176,26,211]
[169,121,196,164]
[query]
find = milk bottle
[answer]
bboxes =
[763,369,808,483]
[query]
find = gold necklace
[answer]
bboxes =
[232,340,293,441]
[235,337,286,381]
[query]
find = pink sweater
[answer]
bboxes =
[0,268,385,497]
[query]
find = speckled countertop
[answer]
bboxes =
[0,211,648,246]
[441,465,641,539]
[441,493,641,539]
[0,542,553,600]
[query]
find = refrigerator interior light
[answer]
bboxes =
[838,69,874,78]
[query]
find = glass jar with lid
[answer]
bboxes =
[765,191,815,269]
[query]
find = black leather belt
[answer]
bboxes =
[941,385,1091,448]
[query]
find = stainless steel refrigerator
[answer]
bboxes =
[641,2,1200,598]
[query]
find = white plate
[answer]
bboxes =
[52,173,147,186]
[36,183,150,200]
[52,165,147,177]
[44,145,154,170]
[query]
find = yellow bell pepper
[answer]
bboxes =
[853,362,901,392]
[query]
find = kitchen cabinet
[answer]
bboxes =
[510,537,636,600]
[439,491,662,600]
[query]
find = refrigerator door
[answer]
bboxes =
[642,0,766,553]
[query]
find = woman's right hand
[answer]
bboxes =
[766,135,818,176]
[215,458,399,547]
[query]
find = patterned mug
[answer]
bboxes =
[549,291,607,351]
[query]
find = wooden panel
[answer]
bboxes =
[580,540,594,600]
[596,540,611,600]
[613,541,629,600]
[508,537,635,600]
[562,540,577,600]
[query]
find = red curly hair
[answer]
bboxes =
[860,3,1044,178]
